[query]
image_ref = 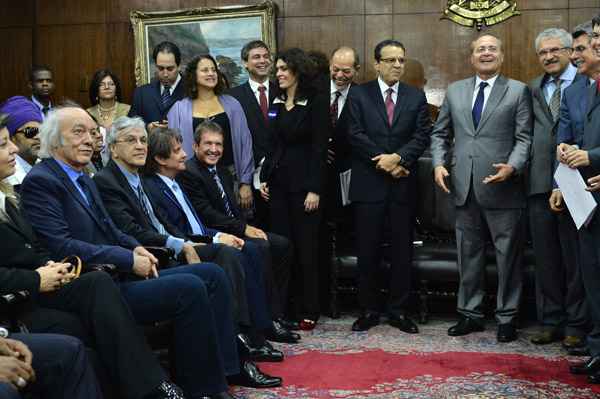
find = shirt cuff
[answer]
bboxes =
[166,236,185,256]
[212,232,222,244]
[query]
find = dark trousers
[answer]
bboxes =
[196,242,271,331]
[119,263,235,396]
[528,193,587,336]
[0,333,102,399]
[578,215,600,356]
[246,233,293,320]
[269,188,322,320]
[22,271,165,399]
[354,200,414,316]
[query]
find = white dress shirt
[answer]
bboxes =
[248,78,270,106]
[471,74,499,112]
[377,77,399,104]
[330,80,351,118]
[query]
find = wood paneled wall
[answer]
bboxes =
[1,0,598,106]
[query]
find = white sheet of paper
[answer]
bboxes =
[339,169,352,206]
[554,163,597,229]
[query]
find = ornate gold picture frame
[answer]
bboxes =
[130,1,277,87]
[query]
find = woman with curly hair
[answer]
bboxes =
[86,69,130,129]
[168,54,254,209]
[260,48,329,330]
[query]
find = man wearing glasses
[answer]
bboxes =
[346,39,431,333]
[431,33,532,343]
[0,96,43,187]
[527,28,587,349]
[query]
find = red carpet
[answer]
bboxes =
[232,317,600,398]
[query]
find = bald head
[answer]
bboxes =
[330,46,360,90]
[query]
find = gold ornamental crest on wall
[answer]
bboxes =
[442,1,520,30]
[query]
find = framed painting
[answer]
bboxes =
[130,1,277,87]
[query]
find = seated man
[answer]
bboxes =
[18,105,270,398]
[92,117,283,372]
[0,96,43,188]
[0,334,101,399]
[177,120,299,342]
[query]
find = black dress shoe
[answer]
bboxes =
[388,315,419,334]
[209,392,240,399]
[352,313,380,332]
[568,346,590,357]
[237,334,283,362]
[570,356,600,375]
[497,323,517,343]
[266,320,301,343]
[447,317,484,336]
[277,318,301,331]
[228,360,282,388]
[563,335,585,349]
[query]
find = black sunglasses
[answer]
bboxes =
[15,127,39,139]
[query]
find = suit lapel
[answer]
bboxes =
[4,202,34,241]
[368,81,390,128]
[476,75,508,133]
[154,176,184,213]
[391,83,408,127]
[587,84,600,116]
[243,82,267,128]
[151,80,163,113]
[532,78,554,125]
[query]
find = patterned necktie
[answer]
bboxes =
[385,88,395,126]
[136,184,166,234]
[161,85,171,109]
[330,91,342,127]
[548,79,562,122]
[472,81,488,129]
[258,85,268,121]
[76,175,102,219]
[209,168,234,217]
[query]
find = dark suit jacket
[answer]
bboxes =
[528,72,586,196]
[143,174,219,238]
[347,79,431,203]
[178,157,246,237]
[228,81,277,166]
[581,84,600,203]
[260,91,330,194]
[93,160,185,247]
[128,79,185,125]
[558,76,589,148]
[0,202,48,299]
[330,84,356,173]
[20,158,139,270]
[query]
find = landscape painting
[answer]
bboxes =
[131,1,277,87]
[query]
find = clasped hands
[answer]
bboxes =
[372,153,409,178]
[0,337,35,390]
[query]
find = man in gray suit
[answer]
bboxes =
[431,33,532,343]
[527,28,587,349]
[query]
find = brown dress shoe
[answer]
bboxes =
[530,330,562,345]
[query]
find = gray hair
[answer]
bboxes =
[38,108,64,159]
[535,28,572,52]
[107,116,147,146]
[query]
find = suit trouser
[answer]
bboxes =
[528,193,587,336]
[22,271,165,399]
[455,190,523,324]
[0,333,102,399]
[578,215,600,356]
[196,242,271,331]
[246,233,293,320]
[269,188,322,320]
[354,200,414,316]
[118,263,235,397]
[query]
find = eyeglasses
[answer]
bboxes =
[537,47,572,57]
[99,82,115,88]
[15,127,39,139]
[379,57,405,65]
[573,45,588,53]
[115,136,148,146]
[474,45,500,54]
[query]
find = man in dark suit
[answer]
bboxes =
[431,34,532,343]
[561,22,600,383]
[177,120,299,343]
[128,41,185,129]
[28,65,54,119]
[227,40,276,228]
[347,39,431,333]
[19,105,246,398]
[527,28,587,348]
[93,117,285,374]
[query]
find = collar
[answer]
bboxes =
[16,155,32,173]
[31,96,51,110]
[544,63,577,87]
[157,173,178,191]
[54,157,85,182]
[377,77,399,97]
[163,74,182,93]
[248,78,270,93]
[272,97,308,106]
[474,74,499,89]
[114,161,140,189]
[331,80,351,97]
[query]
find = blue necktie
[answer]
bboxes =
[209,168,235,217]
[161,85,171,109]
[170,182,206,235]
[472,81,488,129]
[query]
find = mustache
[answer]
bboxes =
[544,59,559,66]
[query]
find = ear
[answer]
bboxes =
[154,154,168,167]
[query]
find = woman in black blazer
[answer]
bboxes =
[260,48,329,329]
[0,116,183,399]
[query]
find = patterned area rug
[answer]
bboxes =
[232,317,600,398]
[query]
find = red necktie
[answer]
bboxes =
[258,85,268,121]
[385,88,395,126]
[596,79,600,95]
[330,91,341,127]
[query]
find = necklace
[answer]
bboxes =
[97,102,117,124]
